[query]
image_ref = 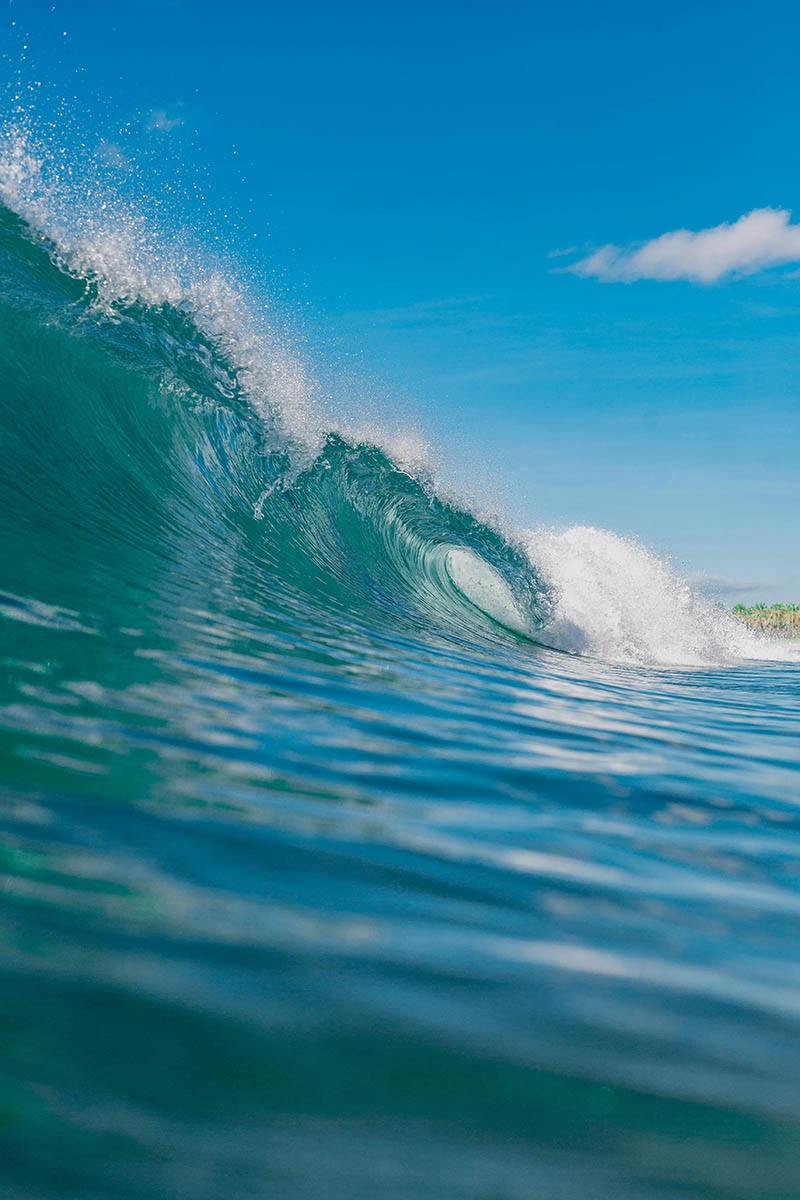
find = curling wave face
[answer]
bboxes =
[1,135,800,1200]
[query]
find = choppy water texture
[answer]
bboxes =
[1,135,800,1200]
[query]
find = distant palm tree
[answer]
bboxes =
[732,602,800,637]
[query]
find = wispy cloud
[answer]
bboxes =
[690,573,762,596]
[690,572,800,604]
[342,295,490,331]
[546,245,581,259]
[146,106,185,134]
[368,295,486,324]
[566,208,800,284]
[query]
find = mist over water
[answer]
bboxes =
[1,119,799,1200]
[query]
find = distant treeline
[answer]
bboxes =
[732,603,800,637]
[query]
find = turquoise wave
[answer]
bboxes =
[0,202,551,655]
[2,189,800,1200]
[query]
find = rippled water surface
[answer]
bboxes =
[1,158,800,1200]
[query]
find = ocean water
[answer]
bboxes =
[1,129,800,1200]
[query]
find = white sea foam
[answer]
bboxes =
[524,525,795,666]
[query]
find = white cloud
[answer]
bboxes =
[567,208,800,284]
[690,572,800,605]
[146,107,184,134]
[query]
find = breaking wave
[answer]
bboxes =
[0,126,789,670]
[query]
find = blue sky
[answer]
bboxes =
[6,0,800,600]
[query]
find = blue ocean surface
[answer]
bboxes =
[1,131,799,1200]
